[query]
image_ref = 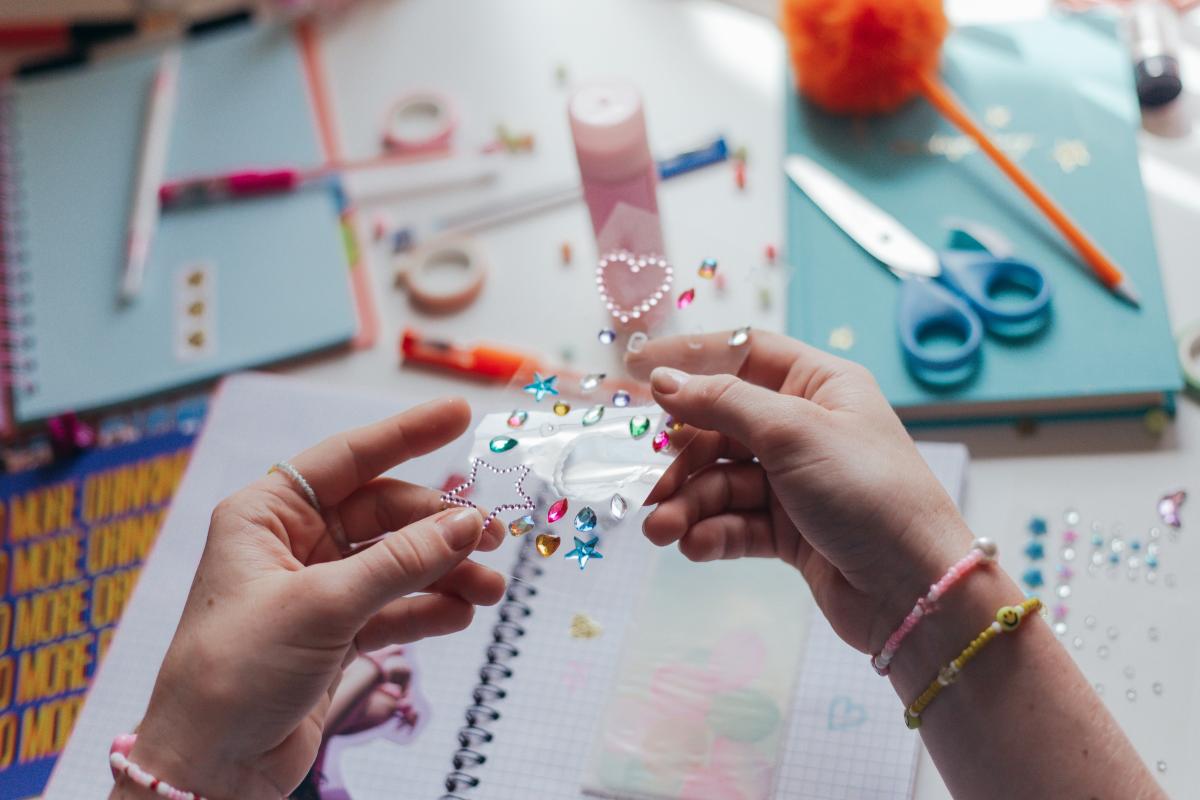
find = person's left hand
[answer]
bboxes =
[114,398,505,800]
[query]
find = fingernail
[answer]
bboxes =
[439,507,482,550]
[650,367,689,395]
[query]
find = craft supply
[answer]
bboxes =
[428,136,727,239]
[568,81,663,254]
[903,597,1042,729]
[381,91,457,154]
[0,26,360,426]
[393,237,486,314]
[1127,0,1183,107]
[440,458,535,532]
[110,735,207,800]
[509,514,535,536]
[594,251,673,325]
[564,535,603,569]
[781,0,1141,307]
[121,47,181,303]
[524,373,559,402]
[399,328,531,382]
[536,532,561,557]
[1157,490,1186,528]
[786,154,1051,380]
[0,18,138,50]
[872,538,997,675]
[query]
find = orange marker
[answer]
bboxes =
[400,328,532,381]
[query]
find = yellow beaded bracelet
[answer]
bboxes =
[903,597,1042,729]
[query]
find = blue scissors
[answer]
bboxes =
[785,155,1052,380]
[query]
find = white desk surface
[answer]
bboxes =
[280,1,1199,797]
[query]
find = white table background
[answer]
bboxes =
[286,0,1199,796]
[0,0,1194,796]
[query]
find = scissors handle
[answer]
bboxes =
[897,277,983,373]
[939,251,1052,328]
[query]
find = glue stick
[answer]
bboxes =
[568,82,664,255]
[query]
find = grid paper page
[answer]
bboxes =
[44,373,518,799]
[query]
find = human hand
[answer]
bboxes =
[627,330,973,654]
[112,398,505,800]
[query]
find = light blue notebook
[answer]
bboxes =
[0,25,356,424]
[784,16,1181,424]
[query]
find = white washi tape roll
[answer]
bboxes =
[1178,322,1200,392]
[394,237,486,314]
[382,91,457,154]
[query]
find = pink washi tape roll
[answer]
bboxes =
[568,81,663,256]
[382,91,457,154]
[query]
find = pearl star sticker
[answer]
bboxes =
[564,535,603,570]
[523,372,559,402]
[440,458,535,531]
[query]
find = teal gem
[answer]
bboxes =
[489,435,518,453]
[629,415,650,439]
[574,507,597,533]
[582,405,605,426]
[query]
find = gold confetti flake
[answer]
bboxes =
[828,326,855,351]
[569,613,603,639]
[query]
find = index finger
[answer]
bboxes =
[280,396,473,508]
[625,329,840,391]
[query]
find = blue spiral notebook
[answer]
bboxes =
[0,24,357,426]
[784,16,1181,424]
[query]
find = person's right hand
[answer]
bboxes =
[627,330,974,654]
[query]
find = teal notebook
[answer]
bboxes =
[784,16,1181,424]
[0,25,356,424]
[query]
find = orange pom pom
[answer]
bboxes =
[781,0,948,115]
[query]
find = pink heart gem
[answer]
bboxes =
[595,251,673,325]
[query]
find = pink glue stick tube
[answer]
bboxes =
[569,82,664,256]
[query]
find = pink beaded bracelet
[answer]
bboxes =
[871,537,997,676]
[110,734,209,800]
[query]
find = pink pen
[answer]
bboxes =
[158,169,305,208]
[568,81,663,255]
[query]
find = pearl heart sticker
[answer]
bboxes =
[595,251,674,324]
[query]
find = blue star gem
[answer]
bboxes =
[1024,540,1045,560]
[523,372,559,402]
[1022,568,1044,588]
[564,535,603,570]
[1028,517,1047,536]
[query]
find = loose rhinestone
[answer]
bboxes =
[489,436,518,453]
[580,373,605,392]
[612,390,631,408]
[598,328,616,344]
[582,405,605,426]
[506,409,528,428]
[547,498,568,524]
[535,533,561,557]
[629,415,650,439]
[553,401,570,416]
[729,326,750,346]
[574,507,598,532]
[610,494,628,520]
[508,514,535,537]
[676,288,695,309]
[652,430,670,453]
[698,258,718,279]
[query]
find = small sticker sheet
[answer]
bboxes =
[173,261,215,362]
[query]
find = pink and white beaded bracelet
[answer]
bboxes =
[110,734,209,800]
[871,537,998,676]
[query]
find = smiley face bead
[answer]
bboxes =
[996,605,1023,632]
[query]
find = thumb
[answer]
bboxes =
[649,367,807,455]
[317,506,483,622]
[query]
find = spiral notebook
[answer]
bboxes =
[45,372,965,799]
[0,24,357,429]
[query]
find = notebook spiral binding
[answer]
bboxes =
[0,83,36,397]
[439,534,544,799]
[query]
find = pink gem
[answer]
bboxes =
[1052,603,1069,621]
[547,497,568,524]
[652,430,670,453]
[676,288,695,309]
[1062,529,1078,544]
[1057,565,1074,581]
